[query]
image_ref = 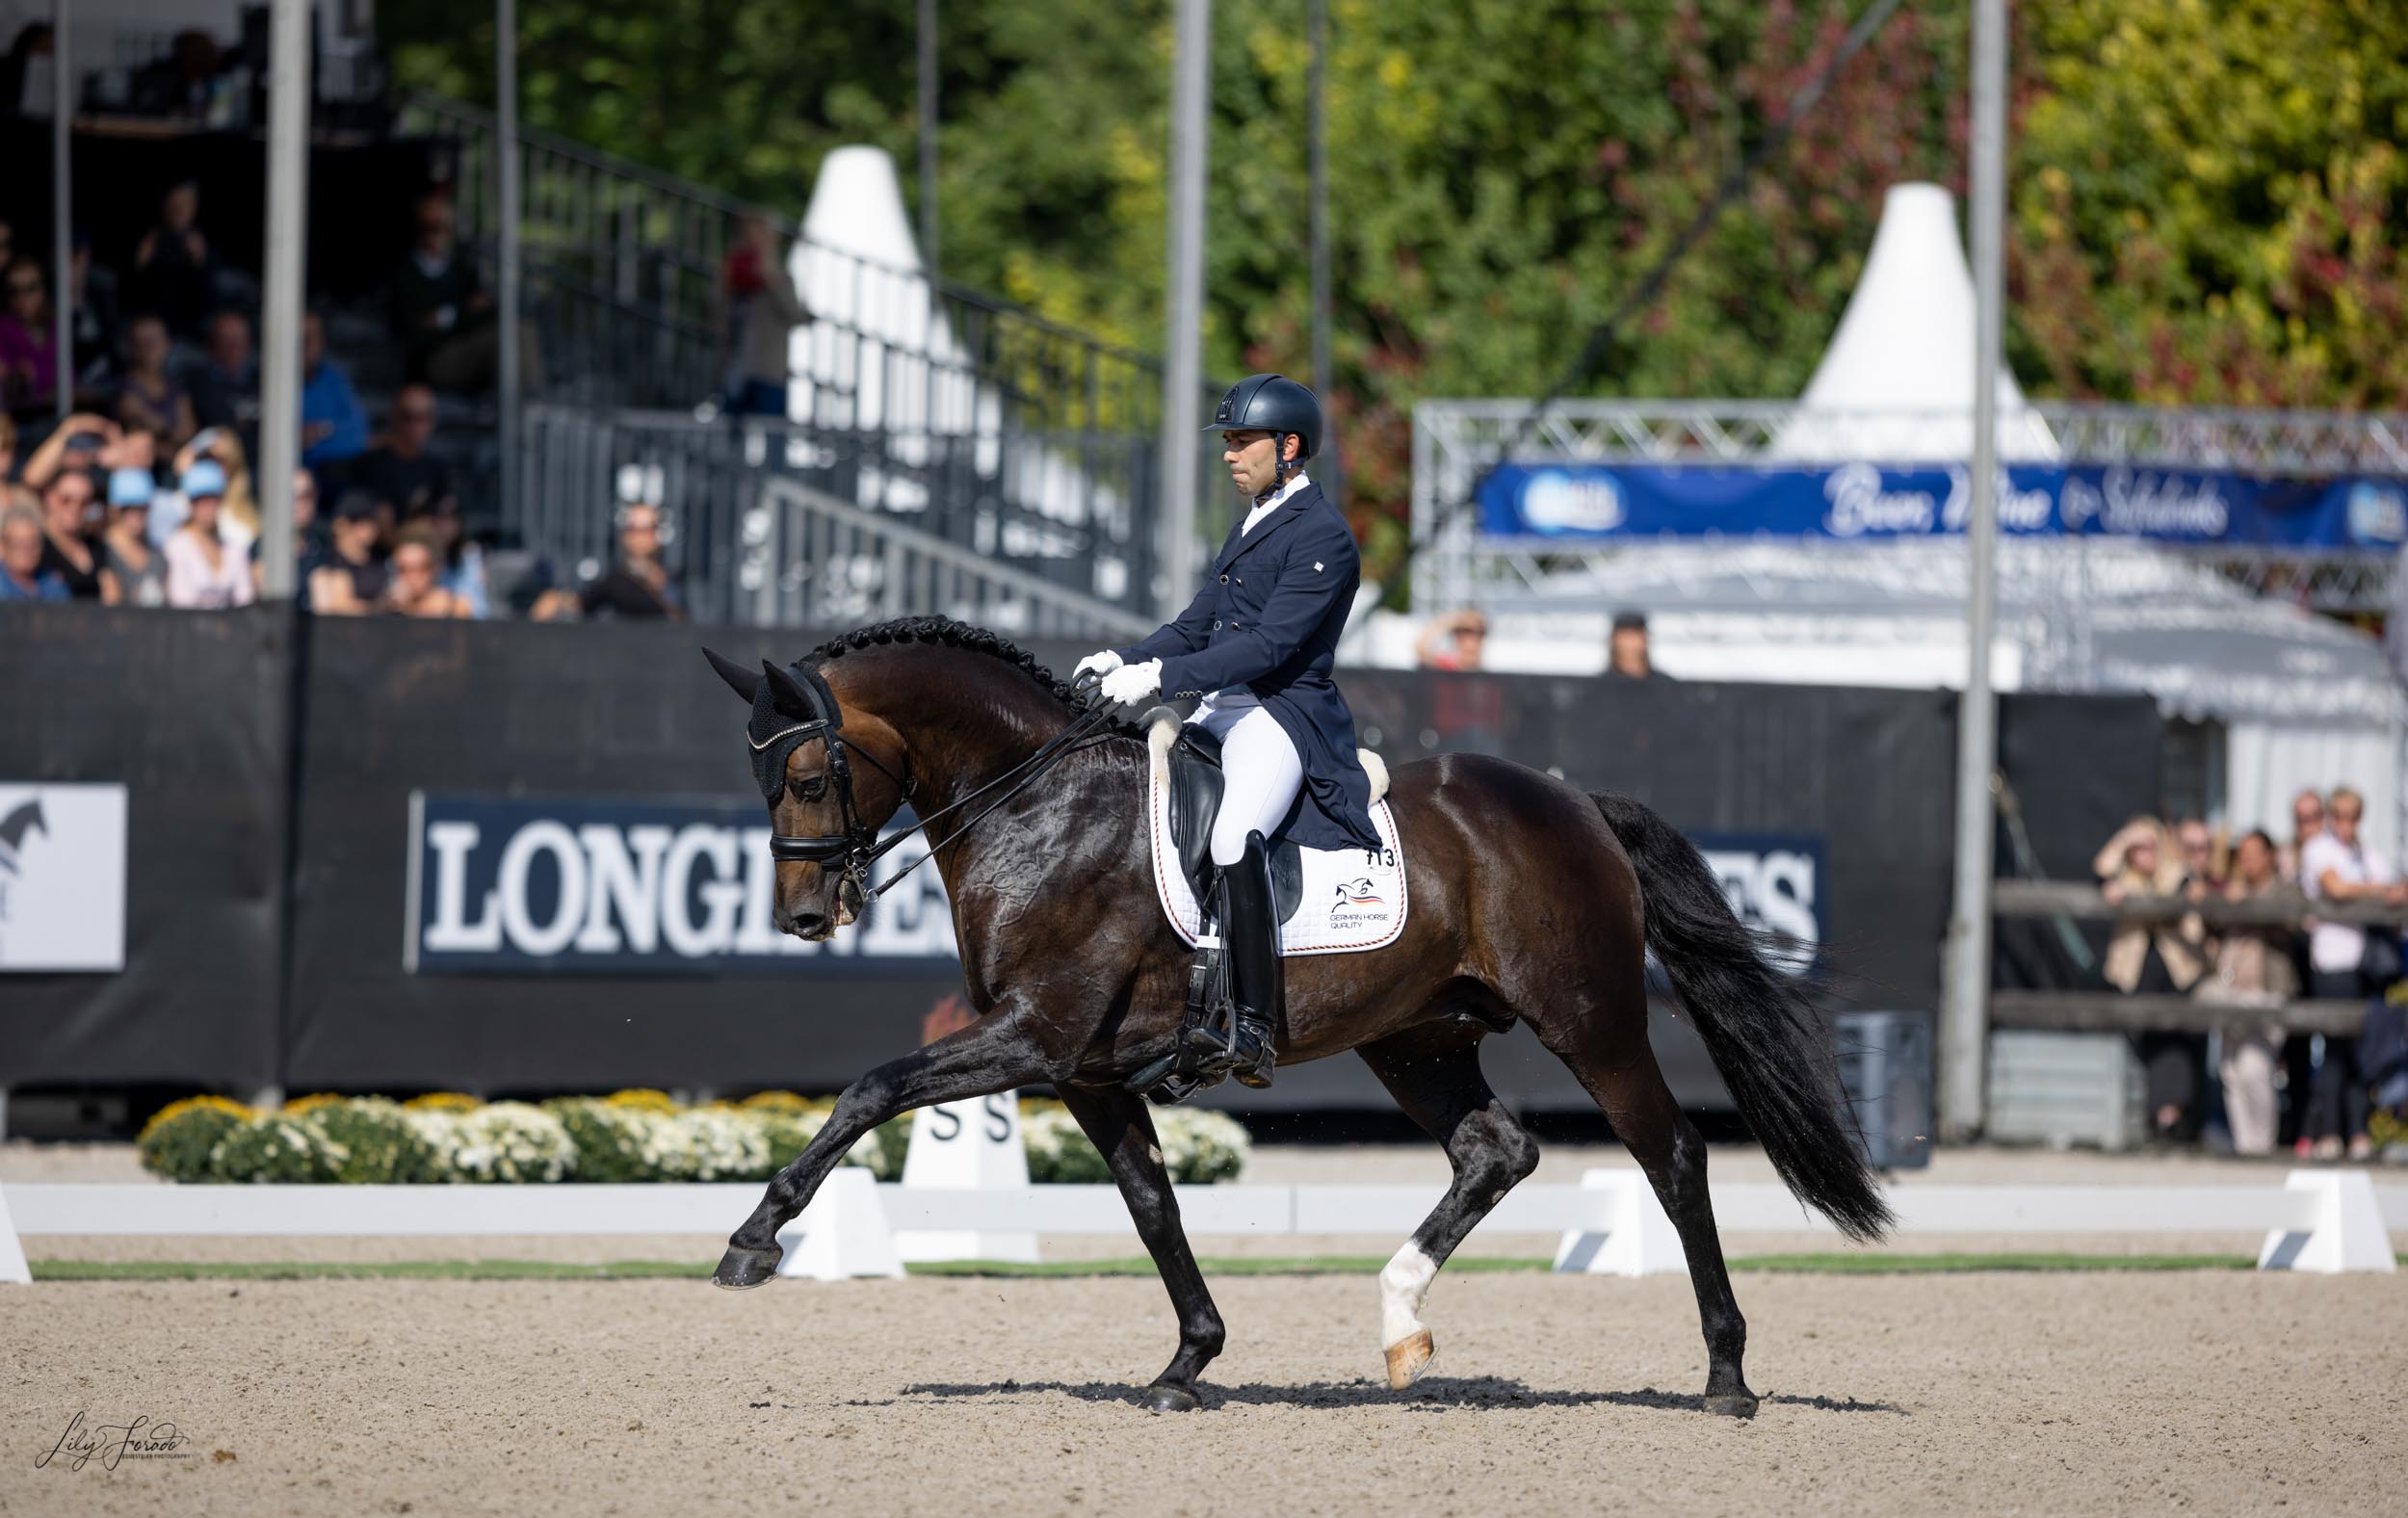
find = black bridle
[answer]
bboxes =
[750,663,1119,902]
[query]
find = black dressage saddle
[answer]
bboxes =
[1165,724,1304,924]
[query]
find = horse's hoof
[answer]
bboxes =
[1139,1383,1201,1414]
[1385,1328,1435,1391]
[1704,1391,1760,1420]
[712,1245,782,1290]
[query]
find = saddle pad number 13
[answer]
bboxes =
[1146,770,1409,956]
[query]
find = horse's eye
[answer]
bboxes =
[791,776,827,802]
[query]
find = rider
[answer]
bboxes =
[1077,374,1383,1088]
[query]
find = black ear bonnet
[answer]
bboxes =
[746,661,844,801]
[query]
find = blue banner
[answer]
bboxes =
[1479,461,2408,548]
[404,791,957,976]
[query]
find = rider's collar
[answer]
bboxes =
[1248,470,1312,515]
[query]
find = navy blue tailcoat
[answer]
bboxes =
[1116,480,1381,853]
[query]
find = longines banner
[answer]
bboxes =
[404,791,958,975]
[0,782,128,972]
[1692,831,1825,978]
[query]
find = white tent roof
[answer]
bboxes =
[1771,183,2058,462]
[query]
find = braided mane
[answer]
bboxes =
[808,615,1120,724]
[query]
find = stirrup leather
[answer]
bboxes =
[1128,834,1283,1103]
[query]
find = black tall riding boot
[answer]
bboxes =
[1218,830,1283,1089]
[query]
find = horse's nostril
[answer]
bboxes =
[791,910,828,937]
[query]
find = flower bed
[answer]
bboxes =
[136,1090,1250,1186]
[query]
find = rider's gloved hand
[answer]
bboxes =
[1074,650,1124,681]
[1099,659,1163,707]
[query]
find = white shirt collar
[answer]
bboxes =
[1241,471,1311,535]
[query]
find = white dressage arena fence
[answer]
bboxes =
[1,1167,2397,1285]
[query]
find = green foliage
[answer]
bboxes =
[209,1115,345,1184]
[136,1096,256,1183]
[297,1098,440,1184]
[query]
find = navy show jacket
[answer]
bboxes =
[1116,479,1382,853]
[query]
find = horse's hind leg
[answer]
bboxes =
[1530,986,1757,1417]
[1058,1086,1225,1413]
[1357,1026,1540,1389]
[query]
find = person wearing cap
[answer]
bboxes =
[304,490,389,615]
[1073,374,1378,1090]
[164,458,253,609]
[99,466,167,607]
[1606,610,1668,679]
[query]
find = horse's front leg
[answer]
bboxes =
[714,1007,1055,1288]
[1058,1086,1225,1412]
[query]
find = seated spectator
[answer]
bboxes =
[0,411,14,482]
[188,309,259,448]
[2095,815,2207,1140]
[303,491,388,615]
[131,181,216,340]
[99,468,167,608]
[2195,829,2304,1156]
[2297,786,2405,1162]
[1605,609,1668,680]
[417,498,487,618]
[34,464,108,601]
[385,526,472,618]
[721,212,807,417]
[290,468,325,561]
[115,314,198,457]
[390,191,498,392]
[67,232,121,408]
[351,384,456,523]
[0,500,65,600]
[174,428,259,553]
[532,502,683,620]
[163,459,252,609]
[300,310,369,470]
[129,33,222,122]
[0,256,58,420]
[1415,609,1488,671]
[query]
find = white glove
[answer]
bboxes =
[1074,649,1123,681]
[1099,659,1163,707]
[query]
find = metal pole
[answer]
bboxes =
[1939,0,2007,1138]
[1157,0,1211,615]
[917,0,938,283]
[50,0,70,423]
[497,0,522,537]
[255,0,311,599]
[1308,0,1335,511]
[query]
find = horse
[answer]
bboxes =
[701,616,1891,1416]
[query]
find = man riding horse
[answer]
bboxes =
[1075,374,1379,1090]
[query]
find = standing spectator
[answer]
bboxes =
[1415,609,1489,671]
[533,502,682,620]
[390,192,497,391]
[114,314,198,457]
[2280,789,2326,884]
[34,465,109,601]
[2195,830,2304,1156]
[1605,610,1667,679]
[303,491,388,615]
[0,501,65,600]
[131,181,216,340]
[2297,785,2405,1162]
[300,311,369,471]
[2173,818,2223,898]
[2,27,52,119]
[721,212,806,417]
[2095,815,2208,1139]
[0,256,59,420]
[163,459,251,609]
[67,232,122,407]
[99,468,167,608]
[384,526,471,618]
[350,384,456,522]
[188,309,259,447]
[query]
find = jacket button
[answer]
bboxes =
[1218,574,1228,583]
[1212,619,1222,630]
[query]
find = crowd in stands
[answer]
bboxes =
[2095,788,2407,1161]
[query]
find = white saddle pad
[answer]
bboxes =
[1144,731,1408,957]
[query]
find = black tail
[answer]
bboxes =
[1592,790,1893,1243]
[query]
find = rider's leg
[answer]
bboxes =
[1204,707,1301,1087]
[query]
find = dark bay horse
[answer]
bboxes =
[703,616,1890,1416]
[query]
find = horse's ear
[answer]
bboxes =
[762,659,816,718]
[701,646,759,703]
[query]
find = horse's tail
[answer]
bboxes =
[1590,790,1893,1243]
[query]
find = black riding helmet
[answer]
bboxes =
[1206,373,1322,471]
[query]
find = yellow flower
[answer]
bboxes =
[137,1094,254,1142]
[403,1091,482,1112]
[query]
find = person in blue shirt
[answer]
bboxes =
[1077,374,1376,1089]
[299,310,368,471]
[0,502,71,601]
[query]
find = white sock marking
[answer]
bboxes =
[1378,1243,1438,1350]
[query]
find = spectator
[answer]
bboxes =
[131,181,216,339]
[0,411,14,482]
[2095,815,2208,1140]
[2297,785,2404,1162]
[2173,818,2222,900]
[174,428,259,553]
[163,459,251,609]
[188,309,259,446]
[384,526,472,618]
[289,467,325,560]
[0,500,65,600]
[533,502,683,620]
[1605,609,1667,679]
[2195,829,2304,1156]
[0,256,58,420]
[67,232,121,406]
[418,498,488,618]
[721,212,807,417]
[350,384,456,523]
[300,310,369,470]
[115,314,198,457]
[34,464,109,601]
[1415,609,1488,671]
[304,491,388,615]
[390,191,497,391]
[99,467,167,608]
[129,32,222,121]
[2280,789,2326,884]
[2,27,52,119]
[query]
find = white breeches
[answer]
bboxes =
[1190,702,1304,867]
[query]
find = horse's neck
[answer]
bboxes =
[866,667,1071,826]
